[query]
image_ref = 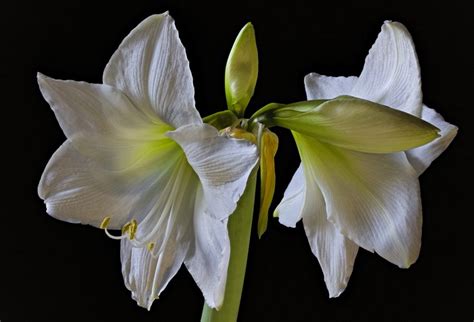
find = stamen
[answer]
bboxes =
[100,217,111,229]
[100,216,137,241]
[122,222,132,235]
[128,219,138,240]
[104,228,128,240]
[147,242,155,252]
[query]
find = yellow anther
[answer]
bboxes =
[100,217,111,229]
[147,242,155,252]
[128,219,138,240]
[121,222,131,235]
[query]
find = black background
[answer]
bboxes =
[5,0,473,321]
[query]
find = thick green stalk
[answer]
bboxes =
[201,170,257,322]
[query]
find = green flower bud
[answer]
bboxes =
[225,23,259,117]
[255,96,440,154]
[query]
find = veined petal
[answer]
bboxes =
[120,157,200,310]
[39,132,185,229]
[167,124,259,220]
[37,73,177,171]
[276,164,359,297]
[37,72,188,229]
[305,73,357,100]
[305,22,422,116]
[103,12,201,127]
[37,73,160,142]
[294,132,422,268]
[303,207,359,298]
[120,234,191,310]
[39,141,133,228]
[406,105,458,175]
[351,21,422,116]
[184,186,231,309]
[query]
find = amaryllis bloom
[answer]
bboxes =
[275,21,457,297]
[38,12,258,310]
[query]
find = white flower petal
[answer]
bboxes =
[38,141,133,228]
[303,211,359,298]
[119,157,199,309]
[406,105,458,175]
[120,235,191,310]
[304,73,357,100]
[37,73,157,144]
[275,164,305,227]
[301,182,359,298]
[295,133,422,268]
[103,12,201,128]
[350,21,422,116]
[167,124,259,220]
[184,186,231,309]
[277,163,359,297]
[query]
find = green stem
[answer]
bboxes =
[201,170,257,322]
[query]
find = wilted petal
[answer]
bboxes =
[103,13,201,127]
[295,132,422,268]
[305,73,357,100]
[351,21,422,116]
[185,186,231,309]
[406,105,458,175]
[168,124,259,220]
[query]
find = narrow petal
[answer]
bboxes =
[184,187,231,309]
[406,105,458,175]
[305,73,357,99]
[275,164,305,227]
[167,124,259,220]
[276,163,359,297]
[120,158,199,309]
[295,132,422,267]
[303,211,359,298]
[103,13,201,127]
[121,235,191,310]
[257,128,279,238]
[351,21,422,116]
[300,161,359,297]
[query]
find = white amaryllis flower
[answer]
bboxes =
[276,21,457,297]
[38,12,258,310]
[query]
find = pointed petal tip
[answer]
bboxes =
[36,72,50,85]
[324,276,348,298]
[328,289,343,298]
[278,215,297,228]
